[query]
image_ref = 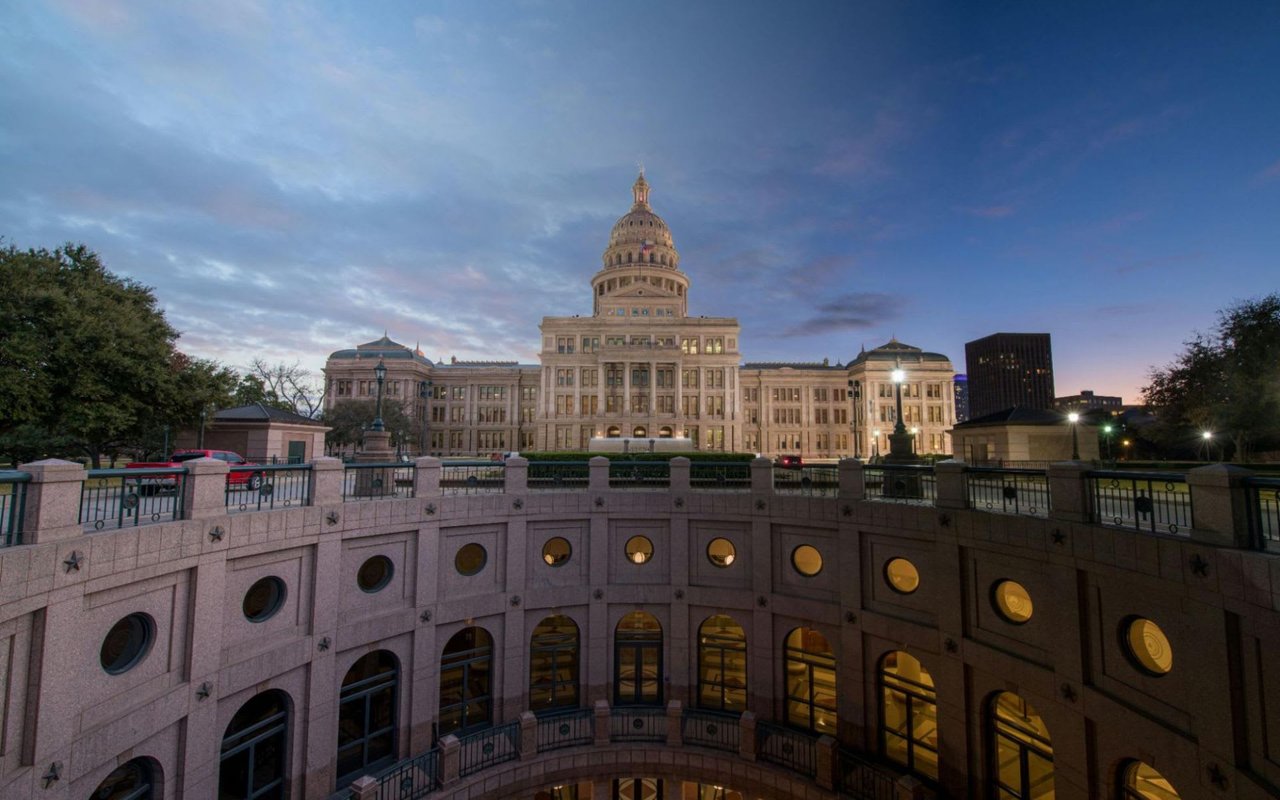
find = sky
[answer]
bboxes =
[2,1,1279,403]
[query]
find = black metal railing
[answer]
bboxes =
[441,462,505,495]
[535,708,594,752]
[373,746,439,799]
[1246,477,1280,550]
[773,466,839,497]
[0,471,30,548]
[690,462,751,492]
[681,709,740,753]
[608,461,670,489]
[457,722,519,777]
[756,721,817,777]
[836,747,899,800]
[527,461,590,491]
[610,706,667,742]
[965,467,1050,517]
[226,465,313,513]
[343,463,415,501]
[80,468,186,531]
[1089,470,1191,536]
[862,465,936,506]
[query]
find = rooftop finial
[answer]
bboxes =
[632,167,650,208]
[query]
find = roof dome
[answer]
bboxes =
[602,171,680,269]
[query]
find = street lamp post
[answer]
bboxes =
[848,379,862,459]
[910,427,919,455]
[1201,431,1213,461]
[1068,412,1081,460]
[885,365,917,462]
[420,379,433,456]
[198,409,207,449]
[371,359,387,433]
[1102,424,1113,461]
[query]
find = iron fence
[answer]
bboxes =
[965,467,1050,517]
[374,747,439,799]
[862,465,936,506]
[535,708,594,752]
[80,468,186,531]
[457,722,519,777]
[0,471,30,548]
[610,707,667,743]
[441,462,505,495]
[681,709,740,753]
[756,721,816,777]
[773,466,839,497]
[343,464,415,501]
[689,462,751,492]
[1246,477,1280,550]
[608,461,670,490]
[1089,470,1191,536]
[835,748,899,800]
[226,465,313,513]
[527,461,590,491]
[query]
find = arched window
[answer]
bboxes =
[989,692,1053,799]
[1119,760,1180,799]
[627,252,633,263]
[337,651,399,785]
[879,651,938,780]
[440,627,493,735]
[633,425,647,437]
[221,691,288,799]
[658,426,673,438]
[697,615,747,713]
[607,425,622,438]
[614,778,663,799]
[615,612,663,706]
[90,758,156,800]
[783,627,836,734]
[530,615,580,713]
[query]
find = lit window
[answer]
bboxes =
[455,543,487,576]
[697,615,746,712]
[542,537,572,566]
[625,536,654,564]
[1120,760,1181,799]
[884,558,920,594]
[990,692,1053,799]
[879,651,938,780]
[791,544,823,576]
[1123,617,1173,676]
[992,580,1033,624]
[784,627,836,733]
[706,537,736,567]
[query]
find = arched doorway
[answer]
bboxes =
[633,425,647,438]
[614,612,663,706]
[337,651,399,786]
[783,627,836,734]
[530,615,580,713]
[879,651,938,781]
[89,758,156,800]
[989,692,1053,799]
[607,426,622,438]
[658,426,673,438]
[440,627,494,735]
[221,691,289,799]
[697,615,746,712]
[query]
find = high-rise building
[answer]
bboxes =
[953,373,969,422]
[1055,389,1122,413]
[964,332,1055,419]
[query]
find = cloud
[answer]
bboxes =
[1256,158,1280,183]
[782,292,907,337]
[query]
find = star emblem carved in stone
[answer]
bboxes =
[62,551,83,573]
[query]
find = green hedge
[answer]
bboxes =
[520,451,756,463]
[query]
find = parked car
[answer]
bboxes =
[775,454,803,469]
[125,449,264,492]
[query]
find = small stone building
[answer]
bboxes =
[949,405,1099,464]
[174,403,329,463]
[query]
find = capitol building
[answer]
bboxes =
[323,173,958,458]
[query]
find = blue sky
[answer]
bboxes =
[3,1,1278,402]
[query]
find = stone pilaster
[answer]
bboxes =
[593,699,611,746]
[1187,464,1254,547]
[589,456,610,492]
[750,457,773,494]
[838,458,864,501]
[505,456,529,493]
[181,457,230,520]
[310,456,344,506]
[665,700,683,747]
[1047,461,1094,524]
[414,457,442,497]
[738,710,757,761]
[933,459,968,510]
[17,459,84,544]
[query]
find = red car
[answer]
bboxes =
[126,450,264,491]
[775,455,803,469]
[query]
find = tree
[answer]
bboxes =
[321,399,417,455]
[1143,294,1280,462]
[0,243,238,466]
[244,359,323,418]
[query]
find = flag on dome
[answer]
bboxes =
[641,240,654,253]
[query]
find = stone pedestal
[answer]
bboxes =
[17,459,85,544]
[353,431,395,498]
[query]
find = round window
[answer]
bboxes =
[542,537,572,567]
[884,558,920,594]
[455,543,488,576]
[100,613,155,675]
[791,544,823,577]
[356,555,394,593]
[706,537,736,568]
[1123,617,1173,676]
[242,576,286,622]
[992,580,1034,624]
[625,535,654,565]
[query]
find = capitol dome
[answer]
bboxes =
[602,171,680,270]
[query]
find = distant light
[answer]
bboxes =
[891,369,905,384]
[910,427,919,434]
[1103,425,1112,433]
[1067,412,1080,423]
[1122,439,1131,446]
[1202,431,1213,440]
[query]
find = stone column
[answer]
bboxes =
[1047,461,1094,524]
[505,456,529,493]
[438,735,460,786]
[933,459,968,510]
[414,457,442,498]
[738,710,757,761]
[838,458,865,502]
[665,700,683,746]
[750,457,773,494]
[815,734,837,790]
[17,459,84,544]
[310,456,344,506]
[1187,464,1254,548]
[589,456,610,493]
[349,775,379,800]
[519,711,537,760]
[593,699,611,746]
[669,457,691,495]
[182,457,230,520]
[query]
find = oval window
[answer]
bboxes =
[455,543,488,576]
[243,576,286,622]
[100,613,155,675]
[791,544,823,577]
[992,580,1034,624]
[706,537,736,567]
[625,535,654,565]
[542,537,572,567]
[356,555,394,593]
[884,558,920,594]
[1124,617,1173,676]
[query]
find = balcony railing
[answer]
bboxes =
[80,468,186,531]
[373,747,438,799]
[226,464,313,513]
[1089,470,1191,536]
[965,467,1050,518]
[690,462,751,492]
[836,747,899,800]
[457,721,519,777]
[681,708,740,753]
[862,465,936,506]
[441,462,504,495]
[535,708,593,752]
[756,720,817,777]
[0,471,30,548]
[610,706,667,742]
[774,466,839,497]
[527,461,590,491]
[608,461,670,490]
[1246,477,1280,550]
[343,463,415,501]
